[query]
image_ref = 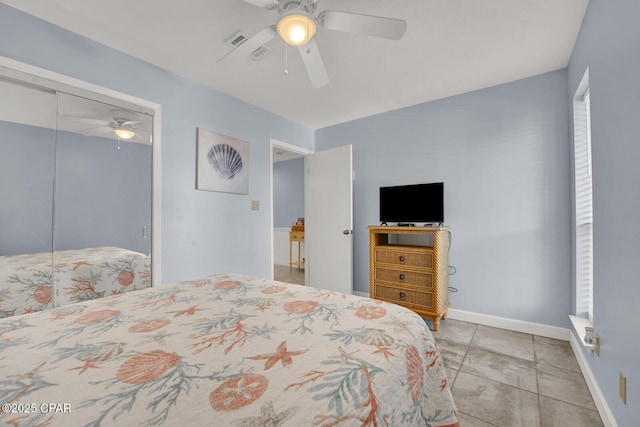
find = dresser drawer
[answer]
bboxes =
[375,267,433,288]
[375,248,432,269]
[290,232,304,242]
[374,285,433,309]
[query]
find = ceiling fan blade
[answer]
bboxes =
[77,128,114,138]
[217,26,277,66]
[318,10,407,40]
[120,120,141,126]
[240,0,278,9]
[297,39,329,88]
[59,115,111,126]
[78,126,113,135]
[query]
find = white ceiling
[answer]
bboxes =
[3,0,589,129]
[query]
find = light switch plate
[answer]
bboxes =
[251,200,260,211]
[620,372,627,404]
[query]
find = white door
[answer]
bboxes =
[305,145,353,293]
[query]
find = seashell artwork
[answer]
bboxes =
[207,144,243,179]
[197,128,249,194]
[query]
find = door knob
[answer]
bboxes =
[343,229,351,235]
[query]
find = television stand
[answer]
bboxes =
[368,225,450,331]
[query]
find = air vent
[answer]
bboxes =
[250,46,271,61]
[224,31,248,47]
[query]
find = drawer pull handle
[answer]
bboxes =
[399,256,405,262]
[399,273,405,281]
[399,292,406,301]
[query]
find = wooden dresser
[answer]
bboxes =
[368,226,450,331]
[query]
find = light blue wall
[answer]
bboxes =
[273,158,304,227]
[568,1,640,424]
[0,4,313,283]
[316,70,571,328]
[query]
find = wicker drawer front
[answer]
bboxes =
[375,267,433,288]
[375,249,432,268]
[375,285,433,309]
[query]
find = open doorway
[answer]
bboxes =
[270,139,311,285]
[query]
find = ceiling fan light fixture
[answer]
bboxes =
[277,13,316,46]
[114,128,136,140]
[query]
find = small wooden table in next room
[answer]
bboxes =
[289,230,304,271]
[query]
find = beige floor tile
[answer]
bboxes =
[461,346,538,393]
[539,396,603,427]
[471,325,535,362]
[537,364,597,410]
[432,318,477,346]
[273,264,305,285]
[534,335,581,372]
[436,338,468,370]
[452,371,540,426]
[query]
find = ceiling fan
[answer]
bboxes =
[217,0,407,88]
[60,109,150,144]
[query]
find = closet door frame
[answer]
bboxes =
[0,55,162,285]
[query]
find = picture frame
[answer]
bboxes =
[196,128,249,194]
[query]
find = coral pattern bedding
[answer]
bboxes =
[0,247,150,318]
[0,273,458,426]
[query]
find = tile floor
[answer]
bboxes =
[431,318,603,426]
[273,264,305,285]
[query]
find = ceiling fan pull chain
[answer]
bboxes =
[284,41,289,76]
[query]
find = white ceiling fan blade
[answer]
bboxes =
[120,120,140,126]
[78,126,113,136]
[297,39,329,88]
[217,26,277,66]
[240,0,278,9]
[59,115,111,126]
[318,10,407,40]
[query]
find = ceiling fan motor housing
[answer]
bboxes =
[277,0,317,15]
[111,109,138,128]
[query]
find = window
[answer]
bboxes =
[573,70,593,321]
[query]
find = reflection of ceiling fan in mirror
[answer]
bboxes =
[60,109,151,144]
[218,0,407,88]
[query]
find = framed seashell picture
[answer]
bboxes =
[196,128,249,194]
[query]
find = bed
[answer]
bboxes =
[0,247,151,318]
[0,273,459,426]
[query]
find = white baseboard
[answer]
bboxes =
[569,331,618,427]
[446,308,570,341]
[354,291,369,298]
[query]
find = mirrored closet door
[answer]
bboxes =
[0,69,154,318]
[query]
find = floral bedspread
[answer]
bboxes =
[0,247,150,318]
[0,273,458,427]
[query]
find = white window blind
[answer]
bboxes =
[574,82,593,321]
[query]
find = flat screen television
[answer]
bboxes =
[379,182,444,224]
